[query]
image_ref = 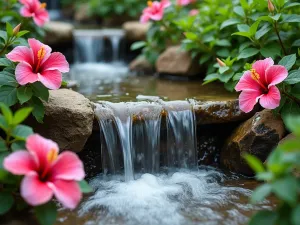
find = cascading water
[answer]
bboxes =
[94,98,197,177]
[73,29,124,63]
[43,0,61,20]
[164,101,197,169]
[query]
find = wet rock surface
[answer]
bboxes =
[44,21,74,45]
[28,89,95,152]
[129,56,155,74]
[156,46,201,76]
[220,110,286,176]
[123,21,150,41]
[194,99,256,125]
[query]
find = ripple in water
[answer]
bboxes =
[79,169,272,225]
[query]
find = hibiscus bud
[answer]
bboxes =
[13,23,21,36]
[268,0,275,12]
[216,58,226,67]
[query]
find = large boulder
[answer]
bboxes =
[123,21,150,41]
[220,110,286,175]
[194,99,257,125]
[129,56,155,74]
[29,89,95,152]
[156,46,201,76]
[44,21,74,46]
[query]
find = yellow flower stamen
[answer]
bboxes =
[250,69,260,81]
[40,3,47,9]
[35,46,46,72]
[147,1,153,7]
[251,69,268,91]
[47,148,58,163]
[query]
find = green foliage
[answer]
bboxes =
[245,115,300,225]
[137,0,300,91]
[34,202,58,225]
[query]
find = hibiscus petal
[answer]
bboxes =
[235,71,261,92]
[26,134,59,168]
[265,65,288,88]
[6,46,33,65]
[21,174,53,206]
[259,86,281,109]
[39,70,62,90]
[238,90,262,113]
[3,151,37,175]
[50,180,82,209]
[41,52,69,73]
[33,10,49,27]
[252,58,274,84]
[28,38,52,63]
[15,62,38,85]
[20,6,33,17]
[49,152,85,181]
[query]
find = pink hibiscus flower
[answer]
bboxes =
[235,58,288,113]
[19,0,49,27]
[140,0,171,23]
[6,38,69,90]
[189,9,199,16]
[177,0,196,6]
[4,134,85,209]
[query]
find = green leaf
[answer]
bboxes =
[249,20,261,36]
[272,176,298,205]
[0,85,18,106]
[232,31,252,39]
[31,97,45,123]
[31,82,49,101]
[251,184,272,203]
[260,44,281,58]
[237,48,260,60]
[34,202,57,225]
[11,125,33,140]
[284,70,300,84]
[249,211,277,225]
[281,14,300,23]
[0,152,9,169]
[219,66,230,74]
[284,116,300,136]
[0,192,14,215]
[278,54,296,71]
[203,73,219,85]
[215,39,231,47]
[291,83,300,99]
[270,13,281,21]
[281,100,300,119]
[292,39,300,47]
[0,139,8,152]
[184,32,198,41]
[16,30,29,38]
[11,141,26,151]
[244,154,265,173]
[0,58,15,68]
[13,107,32,125]
[17,86,33,104]
[255,24,271,40]
[292,204,300,225]
[78,180,93,193]
[220,18,241,30]
[0,115,9,132]
[6,22,13,37]
[0,71,18,87]
[233,6,245,17]
[0,103,13,125]
[130,41,146,51]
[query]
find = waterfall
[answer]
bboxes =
[73,29,124,63]
[95,99,197,181]
[43,0,61,20]
[164,101,197,169]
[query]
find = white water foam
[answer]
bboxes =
[79,169,271,225]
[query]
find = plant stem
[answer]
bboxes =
[274,22,287,55]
